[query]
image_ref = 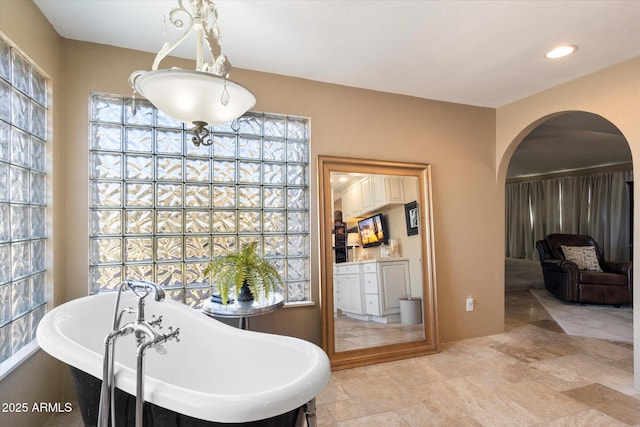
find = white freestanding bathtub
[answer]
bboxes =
[36,292,330,425]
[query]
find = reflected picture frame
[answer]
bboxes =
[404,200,419,236]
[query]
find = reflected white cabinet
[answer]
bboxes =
[341,176,406,221]
[334,259,410,323]
[334,263,365,315]
[341,182,365,220]
[377,175,405,205]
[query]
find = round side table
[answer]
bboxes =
[202,293,284,330]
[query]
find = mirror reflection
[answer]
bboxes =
[331,171,424,352]
[319,156,438,370]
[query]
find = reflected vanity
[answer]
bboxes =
[319,156,439,370]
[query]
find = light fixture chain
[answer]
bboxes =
[131,91,138,116]
[191,121,213,146]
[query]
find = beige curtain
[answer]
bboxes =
[505,170,632,261]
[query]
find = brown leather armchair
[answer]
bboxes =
[535,233,633,306]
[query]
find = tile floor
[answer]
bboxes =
[315,290,639,426]
[335,313,424,352]
[45,290,638,426]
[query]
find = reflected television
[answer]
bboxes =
[357,213,388,248]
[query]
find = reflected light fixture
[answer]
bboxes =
[129,0,256,147]
[545,44,577,59]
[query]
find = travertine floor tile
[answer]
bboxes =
[444,375,543,425]
[536,353,637,395]
[412,381,473,420]
[490,341,568,363]
[317,290,637,426]
[534,408,630,427]
[337,410,411,427]
[322,397,370,423]
[430,415,484,426]
[495,379,588,422]
[316,403,337,427]
[562,383,640,425]
[341,376,420,414]
[529,319,565,333]
[528,362,594,393]
[393,403,443,426]
[316,380,351,405]
[42,410,84,427]
[573,336,634,361]
[377,357,446,387]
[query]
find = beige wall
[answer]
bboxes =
[61,39,500,346]
[496,56,640,388]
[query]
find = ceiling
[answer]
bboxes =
[33,0,639,177]
[507,112,632,178]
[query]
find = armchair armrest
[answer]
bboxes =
[541,259,579,274]
[540,259,580,301]
[601,260,632,275]
[602,261,633,297]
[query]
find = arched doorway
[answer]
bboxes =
[503,110,633,345]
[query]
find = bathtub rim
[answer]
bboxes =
[36,292,331,423]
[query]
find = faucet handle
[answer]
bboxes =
[166,326,181,343]
[149,314,163,329]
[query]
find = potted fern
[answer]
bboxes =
[203,242,283,305]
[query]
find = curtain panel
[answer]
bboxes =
[505,170,632,261]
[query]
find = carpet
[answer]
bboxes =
[530,289,633,343]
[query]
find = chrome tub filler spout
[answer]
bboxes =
[98,280,180,427]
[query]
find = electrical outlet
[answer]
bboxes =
[466,297,474,312]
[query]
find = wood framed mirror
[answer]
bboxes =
[319,156,439,370]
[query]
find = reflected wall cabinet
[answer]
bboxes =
[341,175,406,221]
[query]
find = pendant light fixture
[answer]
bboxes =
[129,0,256,146]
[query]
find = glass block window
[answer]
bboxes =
[0,36,48,366]
[89,93,310,307]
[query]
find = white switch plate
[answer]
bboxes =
[466,297,474,312]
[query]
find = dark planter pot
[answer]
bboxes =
[237,280,254,303]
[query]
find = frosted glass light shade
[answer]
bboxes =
[134,69,256,125]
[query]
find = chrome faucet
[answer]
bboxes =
[126,281,167,346]
[98,280,179,427]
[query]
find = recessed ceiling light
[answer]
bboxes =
[545,45,577,59]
